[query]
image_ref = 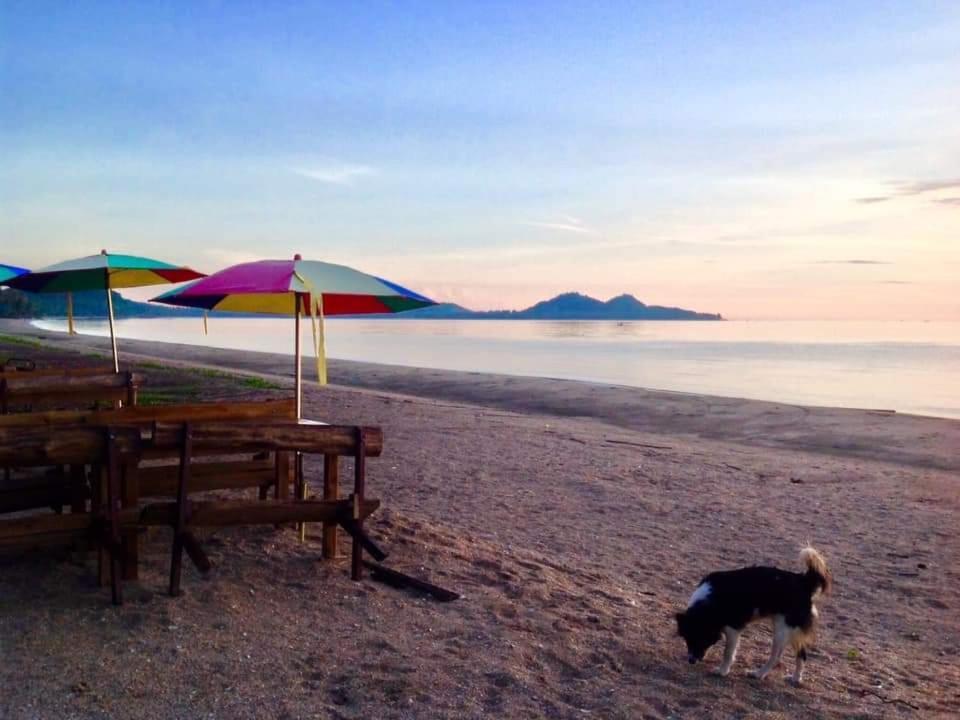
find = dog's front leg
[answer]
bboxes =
[714,627,741,676]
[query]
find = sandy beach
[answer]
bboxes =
[1,321,958,719]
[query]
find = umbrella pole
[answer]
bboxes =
[294,293,302,419]
[66,292,76,335]
[105,285,119,374]
[294,293,306,542]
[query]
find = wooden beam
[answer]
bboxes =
[151,422,383,457]
[139,498,380,527]
[0,398,297,428]
[137,459,275,497]
[322,453,339,559]
[0,366,114,378]
[0,426,141,466]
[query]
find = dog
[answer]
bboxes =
[675,546,831,685]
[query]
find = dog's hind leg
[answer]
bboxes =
[748,616,789,680]
[789,646,807,686]
[714,627,741,676]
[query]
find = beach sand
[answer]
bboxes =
[1,321,958,719]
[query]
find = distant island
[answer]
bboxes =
[0,288,721,321]
[365,293,722,321]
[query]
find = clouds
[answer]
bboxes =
[813,259,890,265]
[291,163,377,186]
[855,178,960,206]
[521,216,598,235]
[899,178,960,195]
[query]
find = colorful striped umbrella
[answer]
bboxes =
[0,263,29,284]
[151,255,435,417]
[4,250,205,371]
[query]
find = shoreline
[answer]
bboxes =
[3,319,958,472]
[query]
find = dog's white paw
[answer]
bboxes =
[786,676,804,688]
[747,669,769,680]
[711,667,731,677]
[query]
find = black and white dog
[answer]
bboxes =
[675,547,831,685]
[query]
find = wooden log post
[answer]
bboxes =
[351,428,367,581]
[105,429,123,605]
[169,423,192,597]
[274,451,291,501]
[120,457,139,580]
[322,453,339,559]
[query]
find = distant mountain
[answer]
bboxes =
[0,288,202,318]
[359,292,722,320]
[1,288,721,321]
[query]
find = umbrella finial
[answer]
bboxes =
[294,253,302,261]
[100,249,108,256]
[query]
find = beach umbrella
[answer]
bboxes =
[0,263,29,283]
[3,250,205,372]
[150,254,436,418]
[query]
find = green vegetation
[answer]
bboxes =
[137,388,201,406]
[186,366,281,390]
[240,375,282,390]
[0,333,43,348]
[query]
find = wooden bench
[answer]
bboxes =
[0,399,299,579]
[0,421,385,604]
[0,371,142,413]
[0,425,142,605]
[146,421,383,596]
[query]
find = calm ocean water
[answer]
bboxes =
[33,318,960,419]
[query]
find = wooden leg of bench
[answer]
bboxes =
[182,532,211,574]
[105,439,123,606]
[120,461,139,581]
[351,429,367,581]
[169,425,192,597]
[322,454,339,559]
[296,452,307,542]
[94,465,110,588]
[274,451,291,501]
[273,451,292,529]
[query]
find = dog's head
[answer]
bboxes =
[675,611,721,664]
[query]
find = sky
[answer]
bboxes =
[1,1,958,319]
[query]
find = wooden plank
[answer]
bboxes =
[0,398,296,427]
[0,372,143,412]
[322,454,339,559]
[0,372,142,393]
[0,366,114,378]
[0,426,141,466]
[137,459,275,497]
[139,498,380,527]
[151,422,383,457]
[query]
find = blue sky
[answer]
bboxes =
[2,1,958,318]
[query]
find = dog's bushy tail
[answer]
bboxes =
[799,546,832,595]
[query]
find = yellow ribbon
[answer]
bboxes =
[309,292,327,385]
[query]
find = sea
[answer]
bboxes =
[31,318,960,420]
